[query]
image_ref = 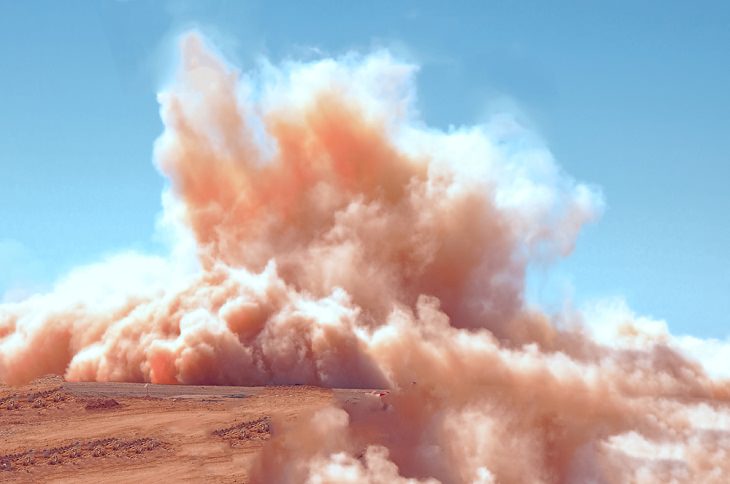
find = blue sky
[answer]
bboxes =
[1,1,728,337]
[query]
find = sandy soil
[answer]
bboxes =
[0,376,378,483]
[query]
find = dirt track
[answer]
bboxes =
[0,377,379,483]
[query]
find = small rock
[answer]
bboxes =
[4,400,19,411]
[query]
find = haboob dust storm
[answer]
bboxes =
[1,34,729,483]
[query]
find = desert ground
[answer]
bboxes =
[0,376,380,483]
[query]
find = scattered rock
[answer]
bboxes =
[3,400,19,411]
[213,416,271,446]
[0,437,166,471]
[0,387,71,411]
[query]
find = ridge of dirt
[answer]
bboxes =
[0,437,167,472]
[213,416,272,447]
[83,398,121,410]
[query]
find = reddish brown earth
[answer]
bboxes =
[0,376,377,483]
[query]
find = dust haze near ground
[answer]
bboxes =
[1,33,729,482]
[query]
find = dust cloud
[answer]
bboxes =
[1,33,728,482]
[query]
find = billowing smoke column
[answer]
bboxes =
[1,33,729,482]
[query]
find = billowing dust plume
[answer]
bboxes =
[1,33,729,482]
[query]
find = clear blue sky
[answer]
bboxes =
[1,1,728,338]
